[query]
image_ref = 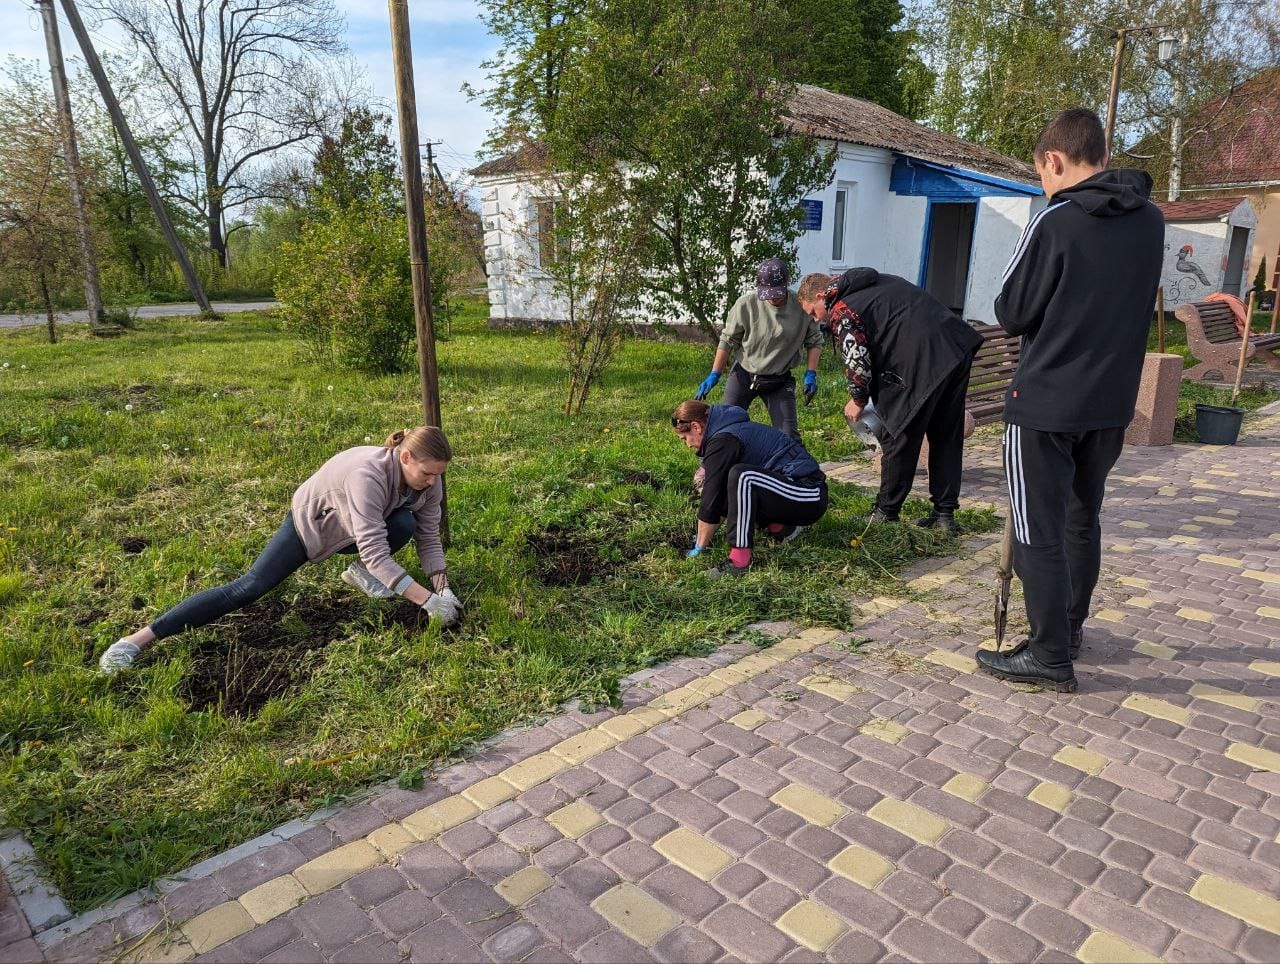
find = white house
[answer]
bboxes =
[1153,197,1257,308]
[473,85,1043,329]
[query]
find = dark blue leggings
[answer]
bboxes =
[149,508,415,640]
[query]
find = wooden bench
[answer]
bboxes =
[966,324,1021,425]
[1175,300,1280,382]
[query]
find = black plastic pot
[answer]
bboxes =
[1195,403,1245,445]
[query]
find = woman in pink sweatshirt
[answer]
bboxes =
[98,427,460,672]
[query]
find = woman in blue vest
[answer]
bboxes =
[672,400,828,576]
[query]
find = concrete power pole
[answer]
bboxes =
[387,0,447,532]
[1168,26,1190,202]
[37,0,105,330]
[57,0,212,313]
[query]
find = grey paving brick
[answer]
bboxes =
[701,905,795,962]
[651,924,723,964]
[480,922,543,962]
[399,916,483,963]
[887,917,983,963]
[433,877,514,939]
[641,864,724,921]
[398,842,468,897]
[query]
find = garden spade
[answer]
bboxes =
[993,509,1014,651]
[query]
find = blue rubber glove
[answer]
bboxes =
[694,371,721,400]
[803,370,818,406]
[685,544,703,558]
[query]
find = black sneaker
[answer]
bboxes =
[975,646,1078,693]
[1069,624,1083,660]
[707,561,750,580]
[915,511,958,534]
[868,507,899,524]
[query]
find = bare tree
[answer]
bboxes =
[83,0,353,266]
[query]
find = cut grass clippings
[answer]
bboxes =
[0,299,993,911]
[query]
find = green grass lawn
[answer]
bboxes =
[0,300,992,911]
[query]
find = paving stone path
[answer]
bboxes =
[4,409,1279,963]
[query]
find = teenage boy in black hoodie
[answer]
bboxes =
[974,108,1164,693]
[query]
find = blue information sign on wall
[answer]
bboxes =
[800,199,823,231]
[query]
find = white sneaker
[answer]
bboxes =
[99,640,140,673]
[341,562,394,599]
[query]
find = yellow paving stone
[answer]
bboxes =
[1176,607,1214,622]
[867,798,950,845]
[550,728,618,764]
[461,775,519,809]
[1179,524,1204,533]
[906,571,958,592]
[1029,782,1073,813]
[240,874,309,923]
[771,784,848,828]
[859,718,910,744]
[1122,693,1189,723]
[1094,609,1126,623]
[503,752,571,791]
[1190,874,1280,934]
[651,685,707,716]
[1261,606,1280,620]
[1243,569,1280,585]
[1193,515,1234,526]
[942,773,988,802]
[292,841,382,895]
[366,822,417,857]
[1206,469,1239,477]
[777,900,849,952]
[1136,475,1164,483]
[1226,743,1280,774]
[729,710,772,730]
[117,932,196,964]
[1077,932,1162,963]
[1125,596,1157,610]
[793,626,842,645]
[686,676,731,698]
[924,649,973,673]
[860,596,905,615]
[709,665,752,686]
[180,901,255,954]
[546,800,604,838]
[599,714,650,741]
[829,844,894,889]
[654,828,735,881]
[591,882,681,947]
[1054,746,1108,776]
[495,866,553,906]
[1116,576,1151,588]
[1197,554,1245,568]
[1250,660,1280,677]
[401,796,480,841]
[1119,520,1149,529]
[1189,683,1258,712]
[800,673,864,701]
[1157,485,1178,496]
[1241,488,1280,499]
[1219,508,1240,516]
[623,706,672,730]
[1169,534,1201,545]
[1109,543,1133,553]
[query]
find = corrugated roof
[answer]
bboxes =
[1156,197,1245,222]
[781,85,1036,184]
[1183,68,1280,187]
[472,84,1038,185]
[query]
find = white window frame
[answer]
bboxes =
[831,181,857,265]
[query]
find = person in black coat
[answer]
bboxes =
[973,108,1164,693]
[799,269,982,533]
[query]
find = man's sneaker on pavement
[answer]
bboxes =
[99,640,140,674]
[341,562,395,599]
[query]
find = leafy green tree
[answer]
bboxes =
[1253,256,1268,301]
[309,107,401,214]
[783,0,933,118]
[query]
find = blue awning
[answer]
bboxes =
[890,157,1042,199]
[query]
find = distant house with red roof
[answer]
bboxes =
[1180,67,1280,292]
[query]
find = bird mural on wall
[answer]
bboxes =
[1176,244,1212,286]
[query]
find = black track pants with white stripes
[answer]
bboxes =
[724,465,829,549]
[876,360,971,518]
[1003,424,1126,667]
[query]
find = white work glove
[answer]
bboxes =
[439,587,463,612]
[422,591,461,627]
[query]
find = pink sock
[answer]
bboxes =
[729,547,752,569]
[766,523,784,534]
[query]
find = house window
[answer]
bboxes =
[831,182,856,263]
[535,198,568,269]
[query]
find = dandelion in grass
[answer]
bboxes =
[161,444,170,451]
[327,385,334,392]
[467,406,474,412]
[363,436,372,443]
[124,403,134,411]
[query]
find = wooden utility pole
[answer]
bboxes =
[1104,28,1128,159]
[38,0,104,330]
[58,0,212,313]
[387,0,447,530]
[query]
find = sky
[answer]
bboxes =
[0,0,497,185]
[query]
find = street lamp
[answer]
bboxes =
[1104,22,1173,158]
